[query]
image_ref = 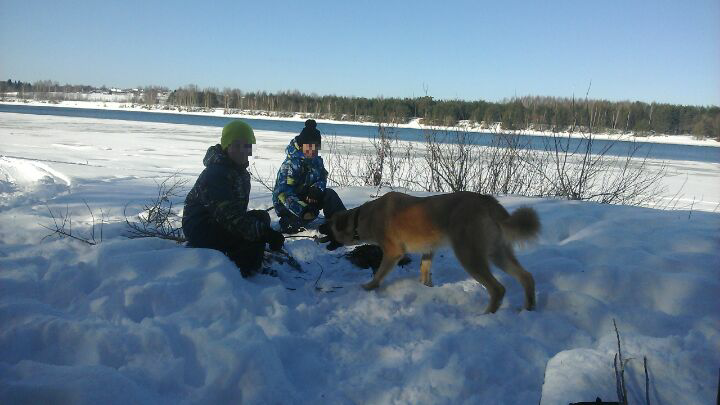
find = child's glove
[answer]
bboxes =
[246,209,271,224]
[245,209,272,241]
[302,207,319,221]
[307,186,325,203]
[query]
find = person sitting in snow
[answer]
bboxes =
[182,120,285,277]
[272,119,346,239]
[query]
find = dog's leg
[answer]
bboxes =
[467,261,505,314]
[420,253,434,287]
[492,245,536,311]
[362,244,403,291]
[452,243,505,314]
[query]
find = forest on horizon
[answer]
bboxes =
[2,79,718,139]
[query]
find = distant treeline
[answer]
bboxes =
[2,79,112,95]
[3,79,719,139]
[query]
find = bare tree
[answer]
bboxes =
[534,118,667,205]
[421,129,478,192]
[476,132,549,196]
[324,135,366,187]
[124,173,188,243]
[143,86,158,106]
[326,123,669,208]
[325,123,417,192]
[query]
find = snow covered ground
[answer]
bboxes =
[1,112,718,404]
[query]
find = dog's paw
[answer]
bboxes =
[361,282,378,291]
[419,277,433,287]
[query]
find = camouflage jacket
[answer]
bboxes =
[182,144,268,242]
[272,137,328,218]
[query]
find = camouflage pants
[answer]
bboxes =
[275,188,346,233]
[184,219,265,276]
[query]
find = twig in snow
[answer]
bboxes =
[313,261,342,293]
[614,319,628,405]
[644,356,650,405]
[41,202,104,246]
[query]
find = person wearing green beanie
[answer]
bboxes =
[182,120,284,277]
[220,120,256,150]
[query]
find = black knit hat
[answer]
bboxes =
[296,119,321,147]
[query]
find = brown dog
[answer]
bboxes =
[319,191,540,313]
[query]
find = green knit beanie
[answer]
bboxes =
[221,120,256,150]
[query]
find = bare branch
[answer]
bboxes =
[614,319,628,405]
[249,162,276,192]
[41,203,103,245]
[326,121,668,208]
[124,173,187,243]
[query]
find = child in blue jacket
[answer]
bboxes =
[272,119,346,236]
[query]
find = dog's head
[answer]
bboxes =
[319,208,361,246]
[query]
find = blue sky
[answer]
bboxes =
[1,0,718,106]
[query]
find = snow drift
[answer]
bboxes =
[1,113,718,404]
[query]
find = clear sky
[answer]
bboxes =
[1,0,718,106]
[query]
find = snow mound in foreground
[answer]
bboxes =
[1,198,718,404]
[0,156,71,206]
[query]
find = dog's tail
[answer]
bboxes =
[501,207,540,244]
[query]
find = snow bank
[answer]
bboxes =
[1,200,718,404]
[1,113,718,404]
[0,156,71,207]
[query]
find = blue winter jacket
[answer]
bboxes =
[272,137,328,218]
